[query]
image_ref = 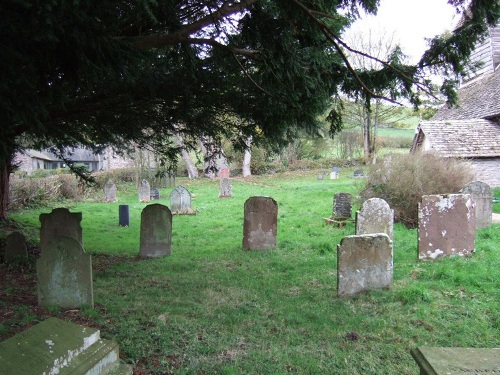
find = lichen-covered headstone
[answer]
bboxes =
[170,186,194,214]
[337,233,393,297]
[219,178,232,198]
[461,181,492,228]
[37,236,93,308]
[139,204,172,258]
[418,194,476,261]
[243,196,278,250]
[4,231,28,263]
[39,208,83,254]
[333,193,352,219]
[103,180,117,202]
[138,179,151,202]
[356,198,394,241]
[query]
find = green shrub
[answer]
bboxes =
[361,153,474,228]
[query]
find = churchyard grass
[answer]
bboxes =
[4,170,500,374]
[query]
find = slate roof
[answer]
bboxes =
[414,119,500,158]
[432,69,500,121]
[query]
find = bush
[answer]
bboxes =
[361,153,474,228]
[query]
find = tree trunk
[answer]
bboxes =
[174,134,198,179]
[0,147,15,221]
[242,135,252,177]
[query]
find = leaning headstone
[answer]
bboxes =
[39,208,83,253]
[461,181,493,229]
[4,231,28,264]
[333,193,352,220]
[103,180,117,202]
[353,169,364,178]
[243,196,278,250]
[139,204,172,258]
[150,188,160,201]
[37,236,93,308]
[418,194,476,261]
[170,185,195,214]
[337,233,393,297]
[219,178,232,198]
[356,198,394,241]
[138,179,150,202]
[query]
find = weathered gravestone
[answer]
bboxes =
[150,188,160,201]
[4,231,28,264]
[337,233,393,297]
[461,180,493,229]
[37,236,93,308]
[170,185,195,214]
[138,179,151,202]
[356,198,394,241]
[39,208,83,253]
[418,194,476,261]
[411,347,500,375]
[104,179,117,202]
[219,178,232,198]
[139,204,172,258]
[333,193,352,219]
[219,167,230,180]
[243,196,278,250]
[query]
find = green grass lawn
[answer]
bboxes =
[3,170,500,374]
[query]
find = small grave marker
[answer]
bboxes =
[39,208,83,253]
[37,236,93,308]
[219,178,232,198]
[353,169,364,178]
[4,231,28,264]
[330,166,339,179]
[138,179,151,202]
[104,180,117,202]
[461,180,493,228]
[150,188,160,201]
[170,186,195,214]
[140,204,172,258]
[243,196,278,250]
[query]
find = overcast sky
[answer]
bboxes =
[347,0,459,63]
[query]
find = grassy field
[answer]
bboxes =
[2,170,500,374]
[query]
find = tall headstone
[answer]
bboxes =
[461,181,493,229]
[356,198,394,241]
[139,204,172,258]
[333,193,352,220]
[119,205,130,227]
[337,233,393,297]
[219,178,232,198]
[170,186,194,214]
[37,236,93,308]
[418,194,476,261]
[39,208,83,253]
[243,196,278,250]
[138,179,150,202]
[4,231,28,263]
[103,180,117,202]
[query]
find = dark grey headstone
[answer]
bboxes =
[418,194,476,260]
[138,179,150,202]
[353,169,364,178]
[243,196,278,250]
[4,231,28,263]
[461,181,493,228]
[37,236,93,308]
[170,186,194,214]
[39,208,83,254]
[337,234,393,297]
[140,204,172,258]
[333,193,352,219]
[150,188,160,201]
[103,180,117,202]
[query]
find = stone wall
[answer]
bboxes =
[468,157,500,188]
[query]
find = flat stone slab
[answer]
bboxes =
[0,317,100,374]
[411,347,500,374]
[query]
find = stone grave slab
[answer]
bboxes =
[37,236,93,308]
[418,194,476,261]
[337,233,393,297]
[219,178,232,198]
[139,179,151,202]
[411,347,500,375]
[170,185,195,214]
[356,198,394,241]
[39,207,83,253]
[4,231,28,263]
[243,196,278,250]
[140,204,172,258]
[461,180,493,229]
[104,179,117,202]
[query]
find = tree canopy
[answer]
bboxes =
[0,0,499,218]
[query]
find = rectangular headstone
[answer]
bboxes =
[170,185,195,214]
[411,347,500,375]
[37,236,93,308]
[333,193,352,219]
[243,196,278,250]
[219,178,232,198]
[356,198,394,241]
[139,179,151,202]
[337,234,393,297]
[104,180,117,202]
[461,181,493,229]
[4,231,28,263]
[140,204,172,257]
[39,208,83,253]
[418,194,476,261]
